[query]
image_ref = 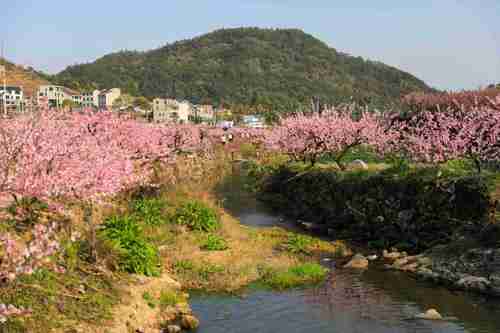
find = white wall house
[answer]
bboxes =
[98,88,121,109]
[192,104,215,123]
[82,90,100,107]
[152,98,193,123]
[0,86,23,109]
[37,85,72,108]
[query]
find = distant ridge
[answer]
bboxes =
[53,27,432,109]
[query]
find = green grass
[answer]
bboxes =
[159,290,184,309]
[200,234,229,251]
[259,263,329,290]
[173,200,220,232]
[0,267,120,331]
[100,215,161,276]
[283,234,314,255]
[132,197,169,226]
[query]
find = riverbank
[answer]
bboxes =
[255,158,500,296]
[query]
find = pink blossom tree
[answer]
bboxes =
[266,111,392,168]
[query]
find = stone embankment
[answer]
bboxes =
[381,247,500,296]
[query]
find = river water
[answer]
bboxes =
[190,178,500,332]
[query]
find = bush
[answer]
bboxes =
[201,234,229,251]
[101,215,160,276]
[260,263,328,290]
[132,197,168,226]
[173,201,219,232]
[284,234,314,255]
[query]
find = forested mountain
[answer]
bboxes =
[53,27,432,110]
[0,58,51,97]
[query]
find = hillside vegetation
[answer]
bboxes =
[0,58,50,98]
[53,27,432,111]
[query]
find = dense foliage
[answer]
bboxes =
[53,27,431,112]
[101,215,160,276]
[261,166,493,252]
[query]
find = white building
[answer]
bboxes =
[98,88,121,109]
[82,90,100,107]
[192,104,215,123]
[152,98,193,123]
[37,85,73,108]
[0,86,23,109]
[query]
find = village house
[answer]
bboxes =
[0,86,23,109]
[152,98,193,123]
[37,85,73,108]
[98,88,121,109]
[192,104,215,123]
[81,90,100,108]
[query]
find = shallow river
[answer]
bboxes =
[190,189,500,332]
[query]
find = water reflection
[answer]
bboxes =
[192,265,500,333]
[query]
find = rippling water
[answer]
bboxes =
[192,255,500,333]
[197,177,500,332]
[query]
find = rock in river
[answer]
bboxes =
[344,254,369,269]
[181,314,200,330]
[416,308,443,320]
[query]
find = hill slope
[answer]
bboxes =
[54,27,432,109]
[0,58,50,98]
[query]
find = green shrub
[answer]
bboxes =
[132,197,168,226]
[173,259,195,272]
[260,263,328,290]
[101,215,160,276]
[174,201,219,232]
[284,234,314,254]
[201,234,229,251]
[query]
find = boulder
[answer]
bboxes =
[175,302,192,315]
[166,325,181,333]
[416,256,433,267]
[349,159,368,170]
[392,257,409,269]
[344,254,369,269]
[181,315,200,330]
[416,308,443,320]
[456,276,490,292]
[400,262,418,272]
[383,249,401,260]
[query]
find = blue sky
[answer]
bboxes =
[2,0,499,90]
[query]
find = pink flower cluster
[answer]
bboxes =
[266,112,393,166]
[403,89,500,112]
[392,105,500,170]
[0,111,209,202]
